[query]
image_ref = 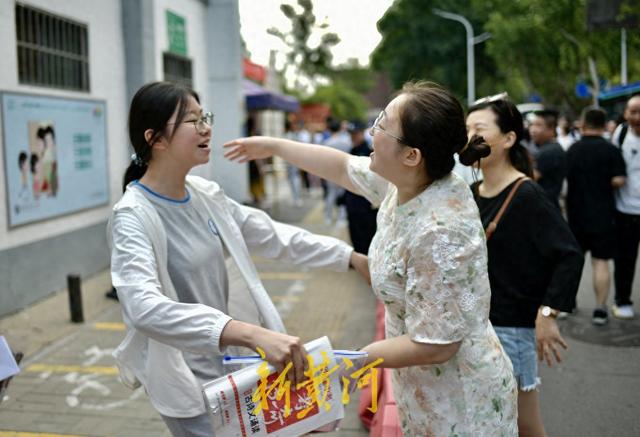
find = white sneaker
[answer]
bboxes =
[612,305,635,320]
[557,308,577,320]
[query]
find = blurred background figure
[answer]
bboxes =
[557,115,580,151]
[283,120,303,206]
[611,94,640,320]
[343,121,377,254]
[295,120,317,194]
[529,109,567,209]
[604,119,619,141]
[566,106,626,325]
[247,116,267,208]
[322,118,351,225]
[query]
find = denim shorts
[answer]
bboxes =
[494,326,541,391]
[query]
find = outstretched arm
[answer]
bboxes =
[224,136,359,193]
[362,335,461,368]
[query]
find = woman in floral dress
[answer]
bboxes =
[224,81,518,436]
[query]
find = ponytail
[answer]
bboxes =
[509,143,533,177]
[122,161,147,193]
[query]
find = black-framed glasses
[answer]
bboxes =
[370,110,407,144]
[169,111,214,134]
[473,92,508,105]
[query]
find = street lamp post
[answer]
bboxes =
[433,9,489,106]
[621,28,628,85]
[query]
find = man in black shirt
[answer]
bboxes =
[566,106,627,325]
[344,122,377,254]
[530,110,567,208]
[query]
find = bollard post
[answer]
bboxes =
[67,274,84,323]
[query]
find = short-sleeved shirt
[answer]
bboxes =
[347,156,517,436]
[535,141,566,206]
[566,136,626,233]
[613,125,640,215]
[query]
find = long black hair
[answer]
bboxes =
[398,81,490,181]
[466,99,533,177]
[122,82,199,192]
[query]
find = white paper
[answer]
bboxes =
[203,336,349,437]
[0,336,20,381]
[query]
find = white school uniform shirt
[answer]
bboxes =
[108,175,352,418]
[613,125,640,215]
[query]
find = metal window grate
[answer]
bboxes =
[163,52,193,89]
[15,3,90,91]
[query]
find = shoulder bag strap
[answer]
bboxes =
[485,177,529,241]
[619,123,628,148]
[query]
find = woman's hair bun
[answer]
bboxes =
[459,134,491,166]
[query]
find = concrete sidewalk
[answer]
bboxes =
[2,170,640,436]
[539,254,640,436]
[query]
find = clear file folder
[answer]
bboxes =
[0,336,20,382]
[202,336,367,437]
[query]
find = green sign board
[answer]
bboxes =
[167,10,187,56]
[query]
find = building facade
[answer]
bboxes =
[0,0,245,316]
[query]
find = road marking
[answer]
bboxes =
[93,322,125,331]
[82,346,115,366]
[24,364,118,376]
[274,280,306,317]
[19,306,122,368]
[0,433,84,436]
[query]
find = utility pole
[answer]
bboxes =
[433,9,490,106]
[621,28,628,85]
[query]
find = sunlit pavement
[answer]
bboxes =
[1,172,639,436]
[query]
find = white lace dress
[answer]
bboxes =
[347,156,517,436]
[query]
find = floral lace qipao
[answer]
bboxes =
[347,156,517,436]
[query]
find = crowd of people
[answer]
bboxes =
[521,96,640,326]
[268,91,639,330]
[106,78,639,436]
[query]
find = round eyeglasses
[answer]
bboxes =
[369,110,407,145]
[168,112,214,134]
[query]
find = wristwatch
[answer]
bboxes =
[540,306,559,318]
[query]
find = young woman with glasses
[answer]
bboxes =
[110,82,369,436]
[466,96,583,436]
[224,81,518,435]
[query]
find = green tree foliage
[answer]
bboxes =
[268,2,373,121]
[267,0,340,90]
[480,0,640,112]
[372,0,640,112]
[306,81,369,121]
[326,59,375,96]
[371,0,498,104]
[309,59,374,121]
